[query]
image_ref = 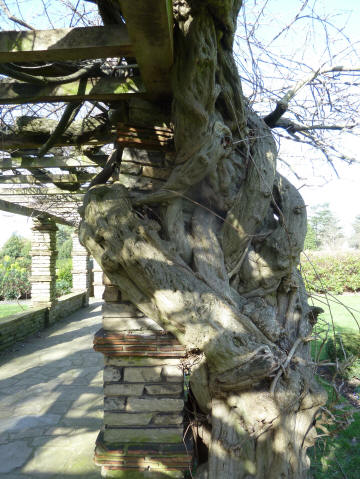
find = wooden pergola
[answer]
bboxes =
[0,3,194,478]
[0,0,174,226]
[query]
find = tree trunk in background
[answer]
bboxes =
[80,1,327,477]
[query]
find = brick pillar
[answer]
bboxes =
[93,279,193,478]
[30,217,57,309]
[72,232,90,305]
[92,259,105,299]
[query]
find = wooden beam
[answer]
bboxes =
[0,198,76,226]
[0,173,95,184]
[0,76,145,104]
[0,116,115,150]
[118,0,173,97]
[0,25,133,63]
[0,155,105,169]
[0,186,85,195]
[3,198,82,210]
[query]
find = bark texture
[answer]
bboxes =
[79,1,326,478]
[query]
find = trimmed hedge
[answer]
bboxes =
[301,252,360,295]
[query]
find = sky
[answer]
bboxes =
[295,162,360,236]
[0,0,359,246]
[237,0,360,236]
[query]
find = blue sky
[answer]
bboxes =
[1,1,98,30]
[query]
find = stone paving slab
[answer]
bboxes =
[0,300,103,478]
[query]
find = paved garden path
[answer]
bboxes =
[0,300,103,478]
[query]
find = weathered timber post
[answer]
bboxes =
[30,217,57,313]
[93,277,193,478]
[71,231,90,305]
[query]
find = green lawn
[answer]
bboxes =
[309,293,360,362]
[0,303,29,318]
[307,294,360,479]
[309,293,360,333]
[310,378,360,479]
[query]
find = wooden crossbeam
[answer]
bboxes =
[3,198,82,210]
[0,198,76,226]
[0,117,115,150]
[0,173,95,184]
[118,0,173,97]
[0,25,132,63]
[0,76,144,104]
[0,155,105,169]
[0,186,85,195]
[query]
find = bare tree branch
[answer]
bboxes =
[264,65,360,128]
[272,117,357,134]
[0,0,35,30]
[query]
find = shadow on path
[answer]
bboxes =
[0,299,103,478]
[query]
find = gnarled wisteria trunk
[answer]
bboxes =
[80,1,326,477]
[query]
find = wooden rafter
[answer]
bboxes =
[0,2,174,105]
[118,0,173,97]
[0,173,95,184]
[0,198,76,226]
[0,186,85,195]
[0,116,114,150]
[0,3,175,209]
[0,25,133,63]
[0,155,105,169]
[0,76,145,104]
[2,196,82,210]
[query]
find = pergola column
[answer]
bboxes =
[71,232,90,304]
[30,217,57,309]
[93,277,193,478]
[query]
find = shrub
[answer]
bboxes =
[58,238,72,260]
[0,234,31,260]
[301,252,360,294]
[56,279,72,297]
[56,259,72,297]
[326,332,360,379]
[0,259,31,300]
[0,234,32,300]
[57,225,73,259]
